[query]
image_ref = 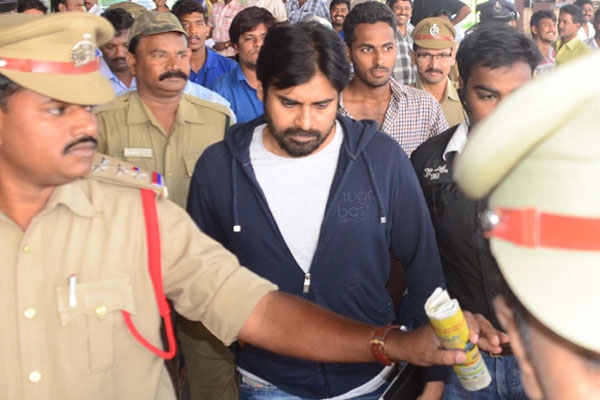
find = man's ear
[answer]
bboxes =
[58,2,66,11]
[126,52,136,76]
[494,296,544,400]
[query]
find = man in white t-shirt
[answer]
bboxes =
[187,20,466,400]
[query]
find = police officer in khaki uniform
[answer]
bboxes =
[0,11,498,400]
[456,52,600,400]
[412,17,464,128]
[95,11,233,209]
[94,11,237,400]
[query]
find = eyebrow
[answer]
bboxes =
[277,94,337,105]
[473,84,500,97]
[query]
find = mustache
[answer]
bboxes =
[284,128,320,138]
[370,65,390,73]
[159,70,188,81]
[425,68,444,74]
[63,136,98,155]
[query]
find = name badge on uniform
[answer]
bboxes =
[124,148,153,158]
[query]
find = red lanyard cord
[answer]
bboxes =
[121,188,177,360]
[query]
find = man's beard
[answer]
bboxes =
[263,105,335,158]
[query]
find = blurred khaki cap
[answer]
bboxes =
[413,17,456,49]
[455,52,600,353]
[105,1,148,18]
[0,13,114,105]
[130,10,187,41]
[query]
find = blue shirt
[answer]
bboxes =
[285,0,330,23]
[210,65,263,123]
[189,47,238,88]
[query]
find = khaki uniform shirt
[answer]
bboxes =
[95,91,232,208]
[0,155,276,400]
[415,77,465,128]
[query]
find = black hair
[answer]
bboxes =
[560,4,584,24]
[386,0,412,10]
[101,7,134,32]
[343,1,397,48]
[229,6,275,46]
[428,9,452,18]
[128,35,141,54]
[172,0,207,22]
[574,0,593,8]
[0,74,21,111]
[530,9,556,30]
[457,23,541,86]
[16,0,47,13]
[257,21,351,94]
[595,7,600,24]
[330,0,350,13]
[50,0,66,12]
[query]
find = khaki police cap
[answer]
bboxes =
[413,17,456,49]
[105,1,148,18]
[0,13,114,105]
[130,10,187,41]
[455,52,600,354]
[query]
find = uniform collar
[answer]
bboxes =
[42,179,99,218]
[126,91,206,128]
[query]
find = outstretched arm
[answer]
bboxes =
[239,291,473,367]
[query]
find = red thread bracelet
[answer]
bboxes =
[369,325,404,366]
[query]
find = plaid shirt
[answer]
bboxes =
[208,0,244,57]
[339,78,449,156]
[285,0,330,23]
[393,23,416,85]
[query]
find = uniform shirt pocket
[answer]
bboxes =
[56,278,136,374]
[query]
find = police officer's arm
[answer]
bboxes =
[239,291,485,367]
[451,4,471,26]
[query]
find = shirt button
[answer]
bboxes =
[23,244,32,254]
[95,305,108,317]
[23,308,37,319]
[28,371,42,383]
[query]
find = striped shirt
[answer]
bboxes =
[339,78,448,156]
[208,0,244,57]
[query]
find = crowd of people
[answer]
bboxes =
[0,0,599,399]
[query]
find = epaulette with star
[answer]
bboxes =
[87,153,168,198]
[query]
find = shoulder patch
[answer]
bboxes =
[94,92,132,113]
[87,153,168,198]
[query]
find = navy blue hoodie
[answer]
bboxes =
[187,115,446,398]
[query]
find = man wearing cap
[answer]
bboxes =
[555,4,591,66]
[412,17,464,127]
[411,23,541,400]
[455,51,600,400]
[339,2,449,157]
[0,13,492,400]
[94,11,238,398]
[476,0,519,27]
[95,11,233,208]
